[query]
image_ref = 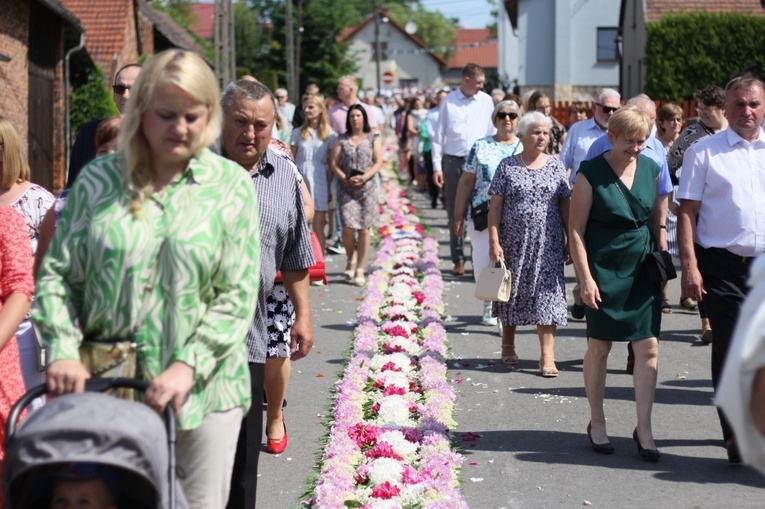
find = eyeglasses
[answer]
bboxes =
[696,105,719,114]
[112,84,132,95]
[595,103,619,114]
[276,95,286,99]
[496,112,518,120]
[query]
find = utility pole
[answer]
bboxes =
[214,0,236,89]
[373,0,381,93]
[296,0,303,96]
[285,0,297,100]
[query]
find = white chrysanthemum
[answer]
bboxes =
[378,430,419,461]
[376,395,415,426]
[368,457,404,487]
[370,370,410,387]
[390,283,414,302]
[387,337,421,356]
[370,352,413,373]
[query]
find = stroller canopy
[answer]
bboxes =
[4,392,185,509]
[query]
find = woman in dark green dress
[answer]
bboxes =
[570,106,668,461]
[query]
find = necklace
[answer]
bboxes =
[519,153,541,169]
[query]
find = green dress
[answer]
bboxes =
[578,154,662,341]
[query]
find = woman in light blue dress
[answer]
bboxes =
[291,93,336,252]
[453,100,524,328]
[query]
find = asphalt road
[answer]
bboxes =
[255,184,765,509]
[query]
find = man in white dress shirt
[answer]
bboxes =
[432,63,495,275]
[677,75,765,464]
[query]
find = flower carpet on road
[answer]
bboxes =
[309,176,468,508]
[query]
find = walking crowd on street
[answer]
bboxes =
[0,45,764,508]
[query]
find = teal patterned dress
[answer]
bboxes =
[32,149,261,430]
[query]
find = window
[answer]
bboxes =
[597,27,619,63]
[371,42,388,61]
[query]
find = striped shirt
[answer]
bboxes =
[244,147,315,363]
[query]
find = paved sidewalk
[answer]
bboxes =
[256,184,765,509]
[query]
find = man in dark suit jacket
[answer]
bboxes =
[66,63,141,188]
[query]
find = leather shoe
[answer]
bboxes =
[726,437,742,464]
[452,263,465,276]
[571,303,585,320]
[633,428,660,462]
[587,422,614,454]
[266,416,288,454]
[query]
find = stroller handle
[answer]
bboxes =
[6,377,178,509]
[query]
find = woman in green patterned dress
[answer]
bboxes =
[569,106,667,461]
[33,50,261,508]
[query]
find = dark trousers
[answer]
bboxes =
[442,154,466,265]
[227,362,265,509]
[423,150,438,205]
[696,245,753,440]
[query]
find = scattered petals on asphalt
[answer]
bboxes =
[470,477,484,482]
[315,373,325,378]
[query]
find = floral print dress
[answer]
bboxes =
[0,207,35,504]
[489,155,571,326]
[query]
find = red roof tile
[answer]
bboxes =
[646,0,765,22]
[449,28,497,70]
[60,0,132,72]
[189,2,215,40]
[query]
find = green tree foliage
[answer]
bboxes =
[149,0,214,62]
[384,4,458,62]
[644,12,765,100]
[70,65,118,135]
[239,0,457,95]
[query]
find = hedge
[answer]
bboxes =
[644,12,765,100]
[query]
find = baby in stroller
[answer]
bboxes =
[40,463,118,509]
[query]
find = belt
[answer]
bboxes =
[444,154,466,159]
[704,246,755,264]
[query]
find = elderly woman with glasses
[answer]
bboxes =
[487,112,571,374]
[454,100,524,329]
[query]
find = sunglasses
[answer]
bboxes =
[595,103,619,114]
[112,84,132,95]
[496,112,518,120]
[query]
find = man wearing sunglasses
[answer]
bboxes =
[560,87,620,319]
[66,63,142,188]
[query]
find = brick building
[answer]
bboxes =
[0,0,208,192]
[0,0,84,191]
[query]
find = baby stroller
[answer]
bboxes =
[3,378,188,509]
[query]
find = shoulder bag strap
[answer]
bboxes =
[608,170,650,255]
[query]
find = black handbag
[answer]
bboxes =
[470,200,489,232]
[644,249,677,284]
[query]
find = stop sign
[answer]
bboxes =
[382,71,394,85]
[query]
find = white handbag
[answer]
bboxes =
[474,260,512,302]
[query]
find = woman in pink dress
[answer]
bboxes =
[0,206,35,506]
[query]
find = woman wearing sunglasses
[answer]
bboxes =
[454,100,523,329]
[487,112,571,375]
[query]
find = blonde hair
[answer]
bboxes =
[119,50,222,216]
[0,116,30,189]
[300,94,331,142]
[607,105,651,140]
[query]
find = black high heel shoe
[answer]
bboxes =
[633,428,660,461]
[587,422,614,454]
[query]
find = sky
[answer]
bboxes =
[199,0,496,30]
[420,0,495,29]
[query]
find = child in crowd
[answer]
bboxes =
[46,463,119,509]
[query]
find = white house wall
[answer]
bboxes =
[498,5,520,90]
[517,0,619,100]
[347,22,442,91]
